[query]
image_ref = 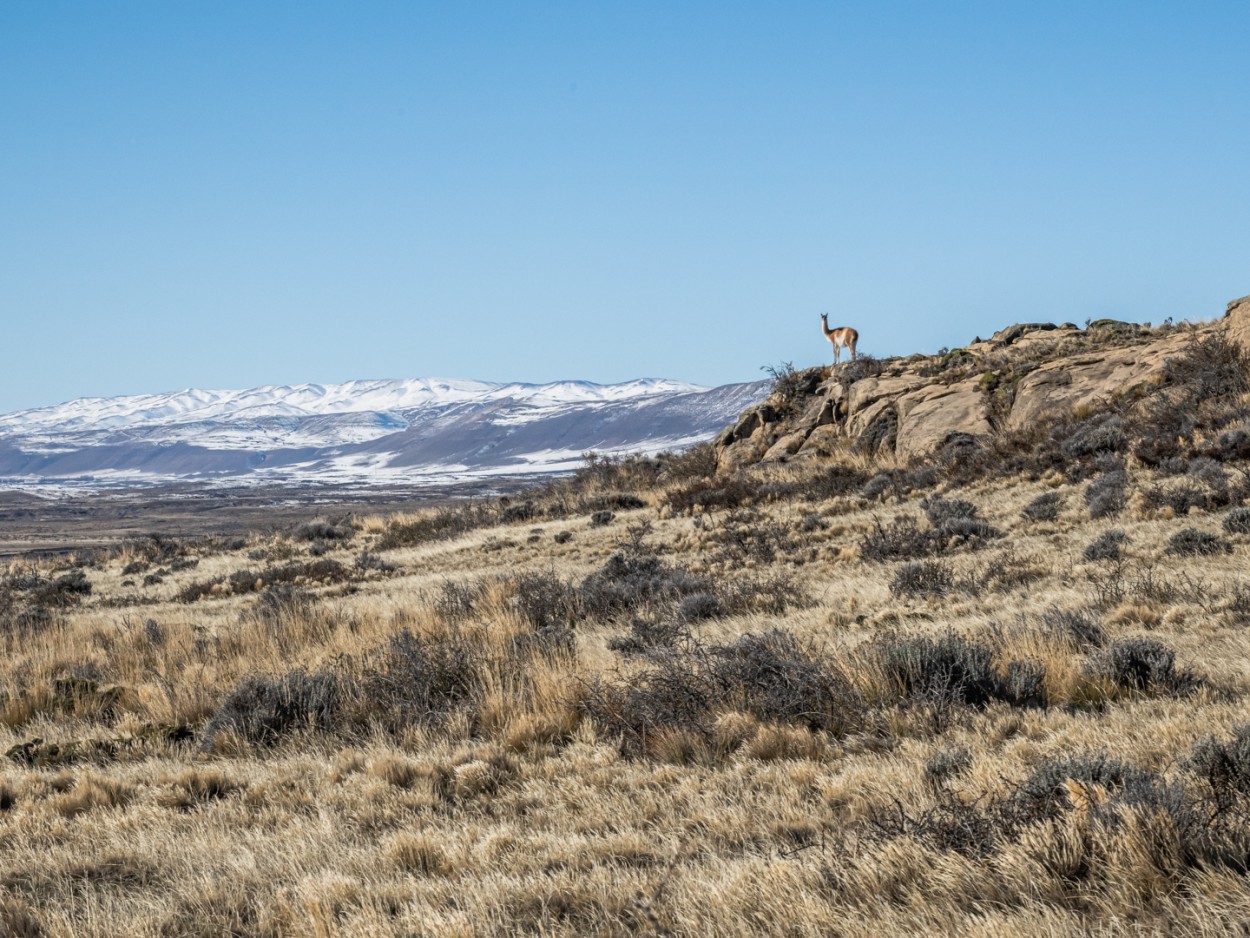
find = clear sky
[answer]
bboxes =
[2,2,1248,413]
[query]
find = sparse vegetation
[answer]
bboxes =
[2,315,1249,935]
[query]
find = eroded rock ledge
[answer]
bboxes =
[716,298,1250,472]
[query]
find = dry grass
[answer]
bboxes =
[2,432,1250,934]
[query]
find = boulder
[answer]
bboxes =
[894,378,993,460]
[1226,294,1250,357]
[762,429,811,461]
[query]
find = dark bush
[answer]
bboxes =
[1223,507,1250,535]
[677,592,724,622]
[1016,753,1156,817]
[554,530,573,544]
[579,551,709,621]
[878,633,1003,708]
[860,516,937,562]
[922,497,978,527]
[1084,529,1128,562]
[890,560,956,599]
[1062,414,1126,458]
[1166,527,1231,557]
[201,669,339,750]
[293,519,354,542]
[1094,637,1198,694]
[434,579,484,623]
[924,747,972,787]
[32,570,91,607]
[589,510,614,526]
[356,628,481,728]
[1085,470,1127,519]
[1187,725,1250,802]
[511,572,578,631]
[1021,492,1062,522]
[607,618,689,656]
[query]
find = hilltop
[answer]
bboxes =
[1,296,1249,936]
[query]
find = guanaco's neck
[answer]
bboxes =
[821,316,834,338]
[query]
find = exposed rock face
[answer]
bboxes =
[1227,294,1250,357]
[714,299,1245,472]
[1007,331,1194,430]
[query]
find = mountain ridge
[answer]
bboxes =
[0,375,769,490]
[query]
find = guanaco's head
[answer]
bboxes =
[820,312,828,323]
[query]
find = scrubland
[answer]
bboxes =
[3,333,1250,936]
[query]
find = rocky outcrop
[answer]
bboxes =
[1227,294,1250,357]
[714,297,1246,472]
[1006,330,1194,430]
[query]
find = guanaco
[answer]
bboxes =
[821,313,858,365]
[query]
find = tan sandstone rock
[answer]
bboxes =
[1007,330,1198,431]
[895,378,993,459]
[1226,294,1250,356]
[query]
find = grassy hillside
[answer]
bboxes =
[3,328,1250,936]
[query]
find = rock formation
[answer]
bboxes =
[715,298,1248,472]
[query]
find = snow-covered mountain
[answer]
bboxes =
[0,377,770,490]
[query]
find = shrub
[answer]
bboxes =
[293,519,354,542]
[1085,470,1127,519]
[511,572,578,631]
[1062,414,1126,458]
[1021,492,1062,522]
[924,747,972,787]
[1093,637,1198,694]
[1084,530,1128,562]
[1223,507,1250,535]
[859,516,937,562]
[1016,753,1156,817]
[583,629,861,757]
[890,560,956,598]
[877,633,1003,708]
[554,530,573,544]
[32,570,92,607]
[579,551,709,621]
[589,510,615,526]
[201,669,339,750]
[1166,527,1231,557]
[355,628,481,728]
[1187,725,1250,802]
[922,497,978,527]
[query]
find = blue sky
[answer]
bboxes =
[2,2,1248,413]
